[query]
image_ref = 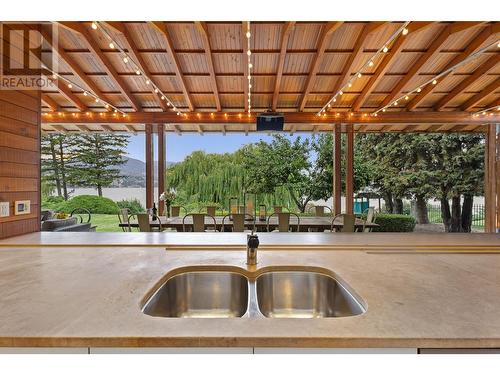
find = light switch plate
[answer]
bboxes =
[0,202,9,217]
[14,200,30,215]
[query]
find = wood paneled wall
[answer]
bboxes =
[0,90,41,239]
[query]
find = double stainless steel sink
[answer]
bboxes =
[142,268,365,319]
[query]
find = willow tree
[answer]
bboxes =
[167,149,296,211]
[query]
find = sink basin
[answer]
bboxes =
[142,271,248,318]
[256,271,365,318]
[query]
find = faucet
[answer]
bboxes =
[246,232,259,265]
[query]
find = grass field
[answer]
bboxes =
[92,214,122,232]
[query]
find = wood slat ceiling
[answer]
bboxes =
[34,21,500,133]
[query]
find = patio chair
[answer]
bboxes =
[308,205,332,217]
[118,208,130,232]
[170,205,186,217]
[362,207,377,233]
[137,213,164,232]
[267,212,300,232]
[221,213,255,232]
[70,208,91,223]
[199,206,217,217]
[182,213,217,232]
[330,213,355,233]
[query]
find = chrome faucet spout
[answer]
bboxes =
[246,232,259,265]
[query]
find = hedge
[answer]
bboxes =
[55,195,119,215]
[370,213,416,232]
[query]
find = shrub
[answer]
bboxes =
[41,196,66,211]
[57,195,119,215]
[116,199,145,215]
[369,213,416,232]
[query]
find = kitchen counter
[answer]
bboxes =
[1,232,500,349]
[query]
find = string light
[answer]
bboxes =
[373,38,500,115]
[474,104,500,117]
[93,21,182,114]
[402,28,409,35]
[91,22,97,30]
[246,21,252,113]
[317,21,410,115]
[67,83,72,89]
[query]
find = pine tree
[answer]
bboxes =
[41,134,73,200]
[68,134,130,197]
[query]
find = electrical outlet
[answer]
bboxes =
[0,202,9,217]
[14,200,30,215]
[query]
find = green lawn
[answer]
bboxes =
[92,214,122,232]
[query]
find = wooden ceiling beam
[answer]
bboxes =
[50,124,68,133]
[299,22,344,111]
[100,124,114,132]
[42,110,500,125]
[125,124,137,133]
[41,27,112,112]
[41,94,59,112]
[195,22,221,112]
[103,22,170,112]
[150,22,194,111]
[58,22,142,111]
[57,80,88,111]
[241,22,250,112]
[448,21,485,34]
[196,124,204,135]
[272,21,295,111]
[352,21,434,111]
[75,124,90,132]
[461,78,500,111]
[171,124,181,135]
[323,22,388,110]
[434,54,500,110]
[406,26,494,110]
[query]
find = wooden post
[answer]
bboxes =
[496,124,500,232]
[333,124,342,215]
[145,124,154,209]
[484,124,497,233]
[157,124,166,215]
[345,124,354,214]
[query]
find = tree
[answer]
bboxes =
[41,134,73,200]
[357,133,485,231]
[68,134,129,197]
[241,134,372,213]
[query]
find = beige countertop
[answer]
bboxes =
[1,232,500,348]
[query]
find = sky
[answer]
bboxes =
[126,133,314,163]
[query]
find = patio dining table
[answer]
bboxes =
[120,215,378,232]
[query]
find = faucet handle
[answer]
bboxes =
[247,233,259,249]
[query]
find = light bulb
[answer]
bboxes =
[246,31,251,38]
[95,98,99,103]
[67,83,72,88]
[357,73,362,78]
[146,80,150,85]
[123,57,128,63]
[167,102,171,106]
[114,109,118,113]
[105,104,109,109]
[154,88,158,93]
[432,79,437,85]
[109,43,115,49]
[497,42,500,48]
[247,75,251,80]
[91,22,97,30]
[405,95,409,100]
[348,82,352,88]
[417,87,422,93]
[161,96,165,100]
[374,113,378,117]
[333,98,336,102]
[383,46,388,53]
[248,63,253,69]
[368,60,374,67]
[402,28,408,35]
[339,91,343,96]
[382,108,386,112]
[136,70,141,75]
[394,101,398,106]
[328,103,331,108]
[249,84,252,89]
[247,50,251,56]
[83,92,88,96]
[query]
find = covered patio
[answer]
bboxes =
[29,21,500,232]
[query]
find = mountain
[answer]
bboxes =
[113,157,176,187]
